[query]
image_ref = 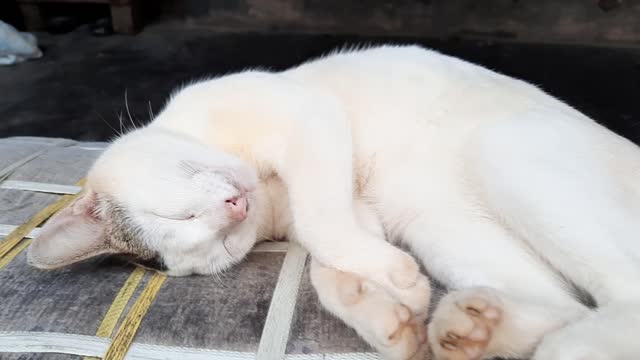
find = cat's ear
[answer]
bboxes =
[28,190,115,269]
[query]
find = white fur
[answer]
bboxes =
[30,45,640,359]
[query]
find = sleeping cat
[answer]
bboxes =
[28,45,640,360]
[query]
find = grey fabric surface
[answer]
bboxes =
[7,145,98,185]
[0,252,139,335]
[136,252,285,351]
[0,189,60,225]
[0,354,82,360]
[0,142,47,171]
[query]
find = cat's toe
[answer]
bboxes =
[340,279,427,359]
[375,304,413,347]
[390,272,431,318]
[429,288,503,360]
[388,253,421,289]
[378,251,432,315]
[455,289,502,325]
[379,318,428,360]
[409,336,429,360]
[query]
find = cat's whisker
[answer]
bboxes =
[124,89,135,130]
[216,269,232,289]
[148,100,155,122]
[222,237,234,259]
[117,111,125,135]
[209,264,230,288]
[226,266,240,282]
[95,111,121,140]
[212,270,222,284]
[124,89,140,130]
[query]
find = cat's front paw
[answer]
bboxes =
[375,306,428,360]
[335,270,429,360]
[371,249,432,316]
[429,288,503,360]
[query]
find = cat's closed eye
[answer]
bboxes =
[147,211,198,221]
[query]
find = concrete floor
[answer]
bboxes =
[2,23,640,143]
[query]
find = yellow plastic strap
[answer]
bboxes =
[0,239,32,269]
[103,272,167,360]
[96,267,146,337]
[0,178,86,268]
[83,267,146,360]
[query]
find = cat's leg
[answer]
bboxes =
[401,212,588,360]
[470,112,640,358]
[430,287,587,360]
[533,303,640,360]
[353,198,385,239]
[308,199,429,360]
[310,258,428,360]
[470,115,640,303]
[268,92,430,316]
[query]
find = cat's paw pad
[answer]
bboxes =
[389,254,421,289]
[336,272,428,360]
[429,288,503,360]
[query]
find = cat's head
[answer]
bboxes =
[27,127,260,276]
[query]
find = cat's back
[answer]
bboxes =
[284,45,541,114]
[285,45,585,154]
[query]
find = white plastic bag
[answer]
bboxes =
[0,20,43,65]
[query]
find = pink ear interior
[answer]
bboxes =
[28,190,114,269]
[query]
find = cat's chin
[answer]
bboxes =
[164,268,199,277]
[163,242,254,277]
[167,262,241,277]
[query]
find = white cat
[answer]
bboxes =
[28,45,640,360]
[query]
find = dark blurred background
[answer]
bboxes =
[1,0,639,143]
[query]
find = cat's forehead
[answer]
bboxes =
[91,136,206,185]
[87,148,191,197]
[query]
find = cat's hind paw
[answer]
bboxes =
[428,287,503,360]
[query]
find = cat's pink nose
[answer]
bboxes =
[226,195,248,221]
